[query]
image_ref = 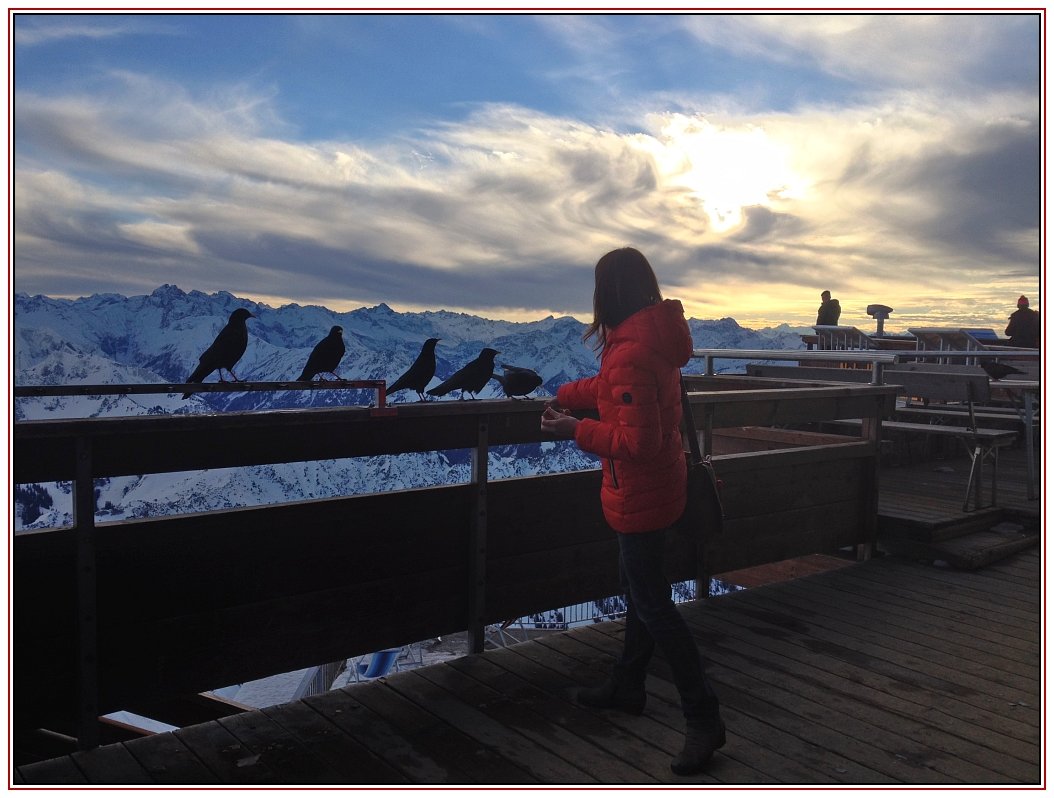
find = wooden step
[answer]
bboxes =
[878,506,1004,543]
[878,518,1040,569]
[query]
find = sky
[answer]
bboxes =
[9,8,1044,331]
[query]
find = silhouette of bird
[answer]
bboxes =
[183,308,254,399]
[427,347,500,400]
[387,338,440,401]
[297,326,346,381]
[980,360,1027,381]
[493,363,543,399]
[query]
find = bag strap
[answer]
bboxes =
[680,375,704,464]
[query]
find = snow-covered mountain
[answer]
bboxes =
[13,286,807,530]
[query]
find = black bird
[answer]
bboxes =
[183,307,255,399]
[427,347,500,400]
[493,363,543,399]
[980,360,1026,381]
[297,326,346,381]
[387,338,440,401]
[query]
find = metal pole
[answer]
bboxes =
[1025,390,1037,501]
[75,436,100,749]
[703,405,714,457]
[857,397,882,561]
[870,360,885,384]
[467,417,489,654]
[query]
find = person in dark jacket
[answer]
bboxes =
[540,247,725,775]
[816,290,841,325]
[1005,295,1040,349]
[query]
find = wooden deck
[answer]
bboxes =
[877,441,1039,522]
[16,545,1041,786]
[871,442,1040,570]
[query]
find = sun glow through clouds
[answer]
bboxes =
[646,114,809,234]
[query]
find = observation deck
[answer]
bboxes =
[12,366,1040,784]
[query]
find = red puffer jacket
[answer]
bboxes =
[557,299,693,533]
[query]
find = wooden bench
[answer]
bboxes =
[746,364,874,383]
[885,367,991,411]
[826,418,1016,512]
[745,363,994,401]
[746,362,1037,505]
[885,366,1037,430]
[893,405,1034,430]
[746,363,994,416]
[879,366,1037,505]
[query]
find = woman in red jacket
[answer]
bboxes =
[541,247,725,775]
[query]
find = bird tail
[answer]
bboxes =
[492,374,511,398]
[182,363,210,399]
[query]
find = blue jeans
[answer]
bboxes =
[615,527,719,724]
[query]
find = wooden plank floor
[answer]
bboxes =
[876,441,1040,526]
[17,547,1041,786]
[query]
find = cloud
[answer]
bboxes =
[865,115,1039,264]
[14,17,177,47]
[680,14,1039,93]
[13,49,1040,328]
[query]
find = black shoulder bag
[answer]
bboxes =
[676,376,724,537]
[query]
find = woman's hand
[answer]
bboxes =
[541,403,579,437]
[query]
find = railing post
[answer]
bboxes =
[74,436,100,749]
[870,360,885,384]
[703,404,714,457]
[467,416,489,654]
[857,398,882,562]
[1024,389,1037,500]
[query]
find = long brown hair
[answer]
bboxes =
[583,247,663,350]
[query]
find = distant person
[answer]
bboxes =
[1005,295,1040,348]
[540,247,725,776]
[816,290,841,326]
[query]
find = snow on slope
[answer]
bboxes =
[13,286,806,530]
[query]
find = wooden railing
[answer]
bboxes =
[13,375,897,750]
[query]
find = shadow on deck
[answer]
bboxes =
[16,546,1041,786]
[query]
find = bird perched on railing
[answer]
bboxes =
[183,307,254,399]
[297,325,346,381]
[980,360,1027,381]
[427,347,500,400]
[493,363,543,399]
[387,337,440,401]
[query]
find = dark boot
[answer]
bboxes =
[576,676,646,715]
[671,718,727,775]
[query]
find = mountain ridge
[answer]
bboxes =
[13,286,808,529]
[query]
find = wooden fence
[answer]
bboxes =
[13,376,896,749]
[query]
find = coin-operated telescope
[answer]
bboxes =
[866,304,893,336]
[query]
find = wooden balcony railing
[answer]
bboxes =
[13,375,897,750]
